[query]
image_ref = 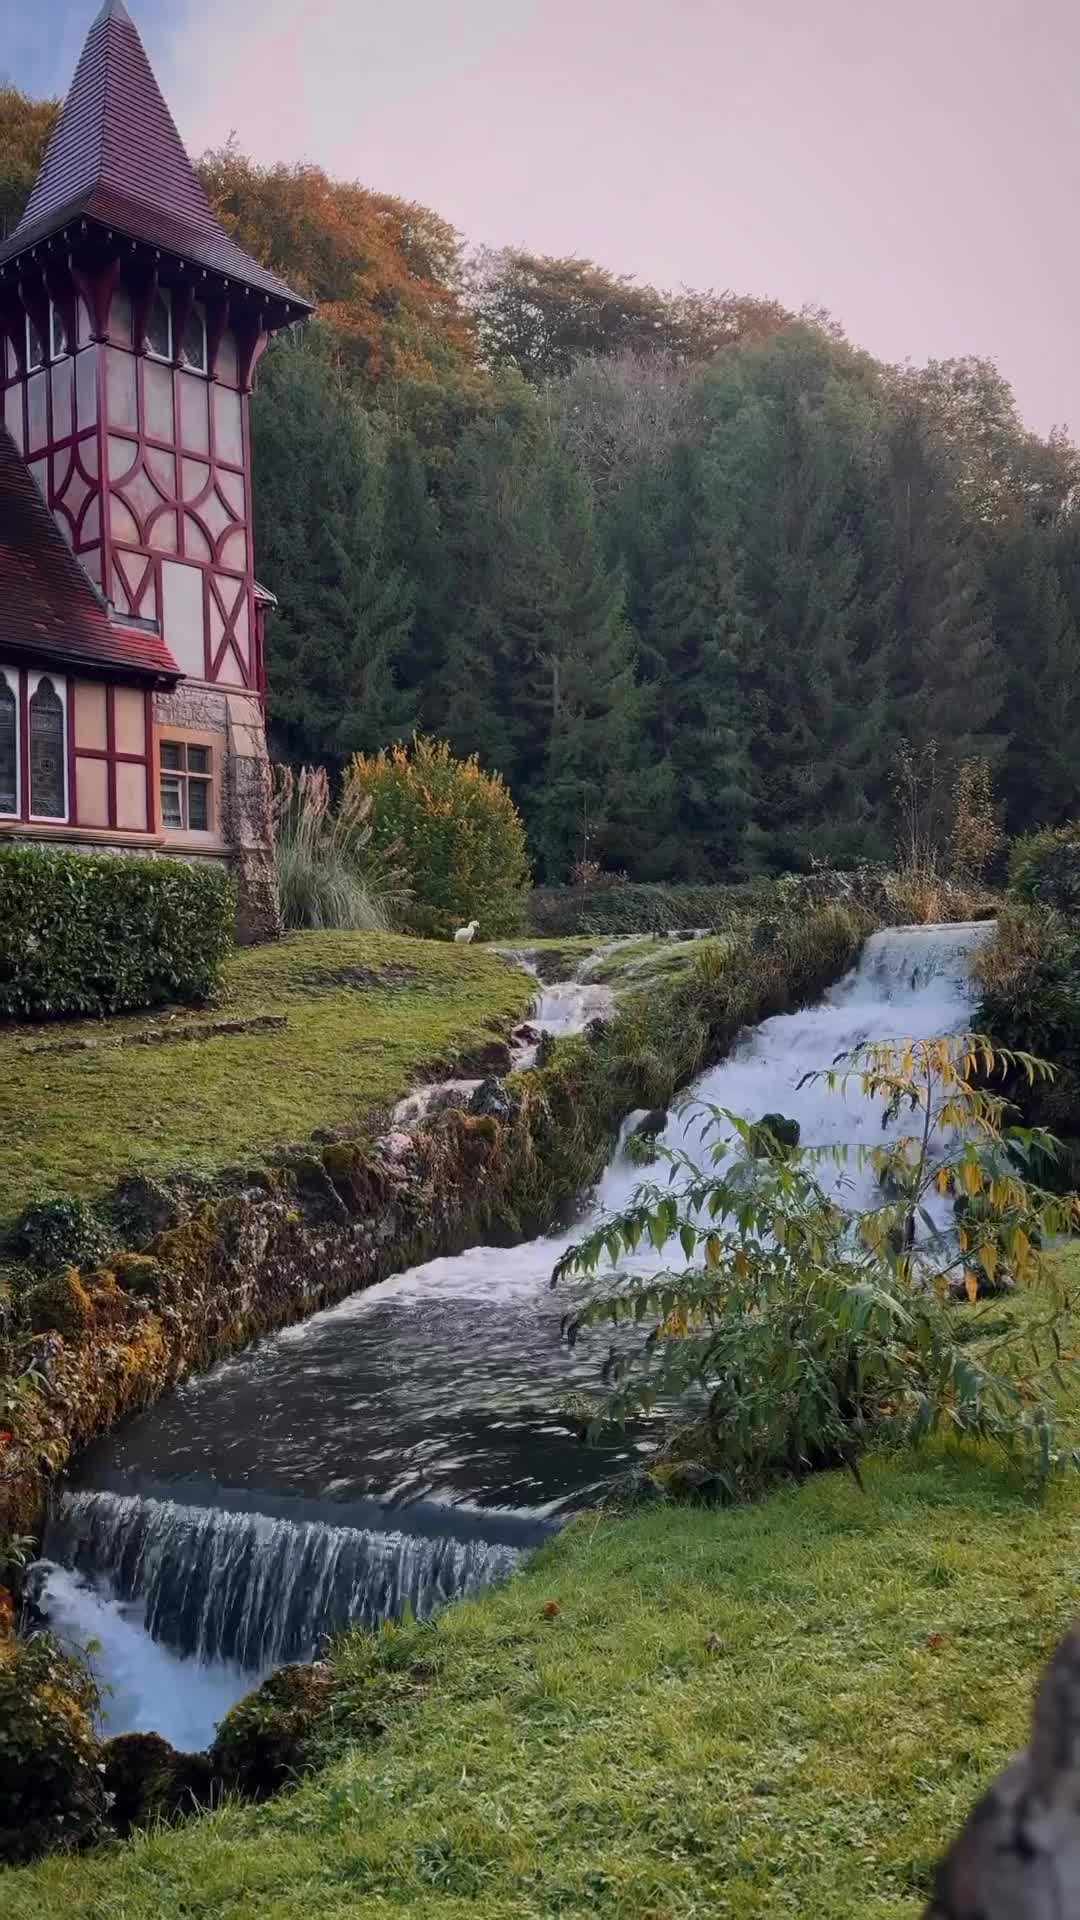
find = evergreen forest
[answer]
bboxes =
[5,93,1080,880]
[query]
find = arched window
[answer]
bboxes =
[0,674,17,815]
[147,287,172,361]
[29,676,66,819]
[181,301,208,374]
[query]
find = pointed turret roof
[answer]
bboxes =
[0,3,309,312]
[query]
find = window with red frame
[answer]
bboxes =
[0,666,68,822]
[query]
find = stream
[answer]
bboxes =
[35,921,990,1749]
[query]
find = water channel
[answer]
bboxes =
[35,921,991,1749]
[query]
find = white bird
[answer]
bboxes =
[454,919,480,945]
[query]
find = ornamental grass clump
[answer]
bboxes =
[557,1035,1080,1500]
[271,763,401,932]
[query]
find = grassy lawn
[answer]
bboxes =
[9,1264,1080,1918]
[0,932,533,1220]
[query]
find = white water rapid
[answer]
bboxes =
[36,920,990,1750]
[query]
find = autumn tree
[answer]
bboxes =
[0,87,56,235]
[198,144,475,385]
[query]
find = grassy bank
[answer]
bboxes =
[0,906,869,1552]
[0,931,533,1221]
[8,1265,1080,1917]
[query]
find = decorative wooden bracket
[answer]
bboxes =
[70,258,121,342]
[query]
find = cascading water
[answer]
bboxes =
[37,920,991,1749]
[392,952,616,1123]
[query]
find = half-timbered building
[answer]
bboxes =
[0,0,310,936]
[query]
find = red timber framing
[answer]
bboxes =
[0,0,311,707]
[70,683,155,833]
[0,279,267,697]
[0,664,154,833]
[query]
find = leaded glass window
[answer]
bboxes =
[0,675,17,815]
[147,288,172,361]
[181,302,208,374]
[29,677,65,819]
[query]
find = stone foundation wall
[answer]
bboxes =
[152,684,280,944]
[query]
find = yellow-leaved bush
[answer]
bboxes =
[343,736,530,940]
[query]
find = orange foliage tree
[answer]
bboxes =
[0,88,58,236]
[197,144,476,385]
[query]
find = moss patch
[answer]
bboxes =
[0,932,533,1223]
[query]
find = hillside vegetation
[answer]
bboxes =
[4,103,1079,882]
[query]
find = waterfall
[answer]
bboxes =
[39,918,992,1749]
[42,1487,534,1670]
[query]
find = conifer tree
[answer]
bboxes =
[381,428,449,706]
[880,403,1006,777]
[992,521,1080,830]
[436,419,658,876]
[641,441,756,877]
[707,333,889,866]
[251,337,415,768]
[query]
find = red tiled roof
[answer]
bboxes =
[0,428,180,682]
[0,1,310,313]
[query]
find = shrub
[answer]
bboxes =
[948,756,1004,885]
[1008,823,1080,915]
[0,1633,106,1864]
[344,736,530,940]
[528,880,773,937]
[14,1197,112,1274]
[976,907,1080,1187]
[558,1036,1079,1500]
[0,847,234,1020]
[272,764,398,932]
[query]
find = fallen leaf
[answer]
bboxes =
[926,1632,946,1651]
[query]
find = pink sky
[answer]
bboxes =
[157,0,1077,436]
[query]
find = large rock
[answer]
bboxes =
[24,1268,95,1339]
[446,1038,513,1078]
[209,1661,338,1798]
[108,1175,183,1247]
[469,1078,514,1121]
[103,1731,214,1835]
[748,1113,801,1159]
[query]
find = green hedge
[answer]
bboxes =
[0,847,234,1020]
[527,880,776,937]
